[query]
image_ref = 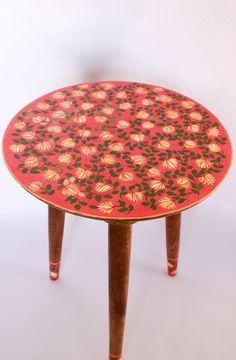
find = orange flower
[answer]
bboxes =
[10,144,26,153]
[14,121,25,129]
[136,111,149,119]
[190,112,202,121]
[159,196,176,209]
[196,159,211,168]
[24,156,39,168]
[207,127,220,138]
[176,177,190,188]
[125,192,143,203]
[43,169,60,181]
[61,138,75,148]
[92,91,107,99]
[130,133,145,142]
[163,125,175,134]
[28,181,43,192]
[147,167,161,178]
[184,140,196,149]
[157,140,170,149]
[119,171,134,182]
[101,154,116,164]
[162,158,178,169]
[117,120,129,128]
[75,167,92,179]
[36,141,53,152]
[181,100,195,109]
[109,142,124,152]
[150,180,165,190]
[100,131,114,140]
[82,102,94,110]
[52,110,66,119]
[95,183,112,193]
[73,115,87,124]
[187,124,199,133]
[98,201,114,214]
[37,102,50,110]
[119,102,132,110]
[166,110,179,119]
[58,153,72,164]
[80,145,97,155]
[95,115,107,123]
[131,155,146,165]
[142,121,154,129]
[78,129,92,138]
[199,173,215,185]
[62,183,79,196]
[208,143,221,153]
[22,131,36,140]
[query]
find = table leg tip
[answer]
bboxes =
[109,354,122,360]
[50,271,59,280]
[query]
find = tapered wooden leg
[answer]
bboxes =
[166,212,181,276]
[48,205,65,280]
[108,221,133,360]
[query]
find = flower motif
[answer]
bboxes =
[43,169,60,181]
[187,124,199,133]
[75,167,92,179]
[130,133,145,142]
[60,101,72,109]
[79,84,89,89]
[22,131,36,140]
[157,140,170,149]
[125,192,143,202]
[102,107,114,115]
[184,140,196,149]
[119,103,132,110]
[150,180,165,190]
[36,141,53,152]
[100,131,114,140]
[207,127,220,138]
[37,102,50,110]
[131,155,146,165]
[72,90,85,97]
[101,83,114,90]
[58,153,72,164]
[47,125,62,133]
[73,115,87,124]
[78,129,91,138]
[92,91,107,99]
[62,183,79,196]
[95,183,113,193]
[52,110,66,119]
[176,177,190,188]
[95,115,107,123]
[157,95,172,103]
[119,171,134,182]
[136,111,149,119]
[162,158,178,169]
[80,145,97,155]
[142,99,153,106]
[24,156,39,168]
[159,196,176,209]
[82,102,94,110]
[9,144,26,153]
[32,116,45,123]
[163,125,175,134]
[153,87,164,92]
[142,121,154,129]
[135,87,147,94]
[148,167,161,178]
[61,138,75,148]
[109,142,124,152]
[208,143,221,153]
[101,154,116,164]
[98,201,114,214]
[199,173,216,185]
[28,181,43,192]
[166,110,179,119]
[196,159,211,168]
[14,121,25,129]
[181,100,195,109]
[190,112,202,121]
[52,91,65,99]
[117,120,129,128]
[116,91,127,99]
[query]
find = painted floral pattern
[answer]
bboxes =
[3,81,232,219]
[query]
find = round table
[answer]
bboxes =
[2,81,232,360]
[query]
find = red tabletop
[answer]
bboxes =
[3,81,232,220]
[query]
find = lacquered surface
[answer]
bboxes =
[3,81,232,220]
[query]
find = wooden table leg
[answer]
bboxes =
[166,212,181,276]
[48,205,65,280]
[108,221,133,360]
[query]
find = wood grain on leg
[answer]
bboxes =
[48,205,65,280]
[166,213,181,276]
[108,221,133,360]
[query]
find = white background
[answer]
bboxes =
[0,1,236,359]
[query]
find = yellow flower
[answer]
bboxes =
[9,144,26,153]
[162,158,178,169]
[95,115,107,123]
[101,82,114,90]
[62,183,79,196]
[22,131,35,140]
[159,196,176,209]
[135,87,147,94]
[78,129,92,138]
[148,167,161,178]
[150,180,165,190]
[43,169,60,181]
[92,91,107,99]
[37,102,50,110]
[166,110,179,119]
[100,131,114,140]
[163,125,175,134]
[52,110,66,119]
[142,121,154,129]
[199,173,215,185]
[24,156,39,168]
[98,201,114,214]
[181,100,195,109]
[117,120,129,128]
[47,125,62,133]
[52,91,65,99]
[58,153,72,164]
[72,90,85,97]
[125,192,143,203]
[28,181,43,192]
[101,154,116,164]
[60,101,72,109]
[119,172,134,182]
[190,112,202,121]
[80,145,97,155]
[119,102,132,110]
[157,95,172,103]
[102,107,114,115]
[207,127,220,138]
[176,177,190,188]
[196,159,211,168]
[61,138,75,148]
[75,167,92,179]
[82,102,94,110]
[95,183,112,193]
[73,115,87,124]
[131,155,146,165]
[14,121,25,129]
[116,91,127,99]
[109,142,124,152]
[208,143,221,153]
[136,111,149,119]
[130,133,145,142]
[157,140,170,149]
[184,140,196,149]
[142,99,153,106]
[32,116,45,123]
[36,141,53,152]
[187,124,199,133]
